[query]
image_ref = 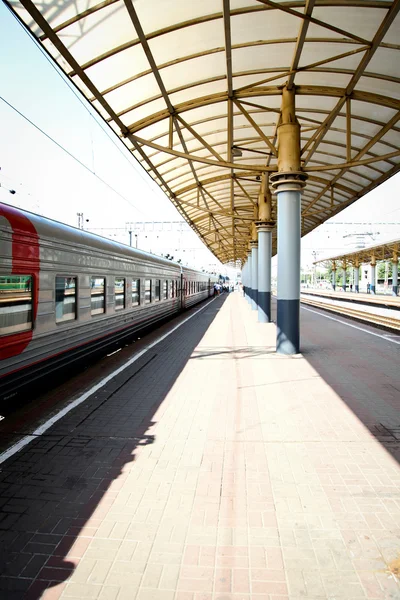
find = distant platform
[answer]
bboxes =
[301,288,400,310]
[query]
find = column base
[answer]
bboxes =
[393,286,398,296]
[371,286,376,294]
[252,292,258,311]
[258,291,271,323]
[355,285,359,293]
[277,299,300,355]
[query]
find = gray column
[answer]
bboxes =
[332,269,336,291]
[247,253,252,304]
[342,266,347,291]
[276,189,301,354]
[251,244,258,310]
[371,264,376,294]
[392,261,398,296]
[257,226,272,323]
[354,266,359,293]
[245,261,249,300]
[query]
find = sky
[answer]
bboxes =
[1,1,399,276]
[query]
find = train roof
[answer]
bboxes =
[0,202,216,278]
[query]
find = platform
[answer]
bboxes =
[0,293,399,600]
[300,288,400,308]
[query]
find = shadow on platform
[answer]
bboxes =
[300,305,400,466]
[0,296,226,599]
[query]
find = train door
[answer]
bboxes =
[181,273,186,309]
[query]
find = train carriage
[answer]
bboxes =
[0,203,217,401]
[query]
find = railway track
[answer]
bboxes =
[300,295,400,332]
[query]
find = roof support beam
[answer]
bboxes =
[303,149,400,171]
[235,178,257,206]
[346,0,400,97]
[256,0,371,45]
[287,0,316,90]
[129,132,272,171]
[223,0,233,99]
[128,86,400,133]
[224,0,235,253]
[301,1,400,165]
[175,115,224,162]
[168,116,174,149]
[303,110,400,214]
[123,0,174,114]
[233,100,278,156]
[301,97,347,163]
[346,98,352,162]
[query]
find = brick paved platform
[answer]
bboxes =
[0,293,399,600]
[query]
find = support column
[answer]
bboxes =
[251,238,258,311]
[257,225,273,322]
[392,253,398,296]
[243,260,248,300]
[332,261,336,291]
[256,174,274,323]
[247,249,252,305]
[270,86,307,355]
[354,264,359,293]
[245,260,249,299]
[370,257,376,294]
[342,262,347,292]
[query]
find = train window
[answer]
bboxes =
[145,279,151,304]
[163,280,168,300]
[171,280,174,298]
[91,277,105,315]
[115,278,125,310]
[56,276,77,323]
[132,279,140,306]
[0,275,33,336]
[176,280,179,297]
[155,279,161,301]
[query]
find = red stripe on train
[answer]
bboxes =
[0,204,40,360]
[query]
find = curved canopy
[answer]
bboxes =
[8,0,400,263]
[315,236,400,266]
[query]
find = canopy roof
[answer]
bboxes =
[315,236,400,265]
[8,0,400,263]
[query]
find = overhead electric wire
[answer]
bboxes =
[0,95,144,216]
[3,2,163,202]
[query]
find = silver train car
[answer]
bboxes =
[0,203,217,401]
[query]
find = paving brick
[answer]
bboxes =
[0,294,399,600]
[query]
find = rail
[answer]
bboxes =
[300,295,400,332]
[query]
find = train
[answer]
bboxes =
[0,202,217,401]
